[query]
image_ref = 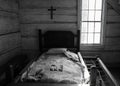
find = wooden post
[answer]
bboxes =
[6,65,14,83]
[39,30,42,53]
[90,65,97,86]
[77,30,80,52]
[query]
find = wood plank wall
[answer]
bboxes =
[0,0,21,66]
[20,0,78,58]
[102,4,120,67]
[20,0,120,67]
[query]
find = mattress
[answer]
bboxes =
[21,48,90,84]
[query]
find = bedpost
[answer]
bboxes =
[90,65,97,86]
[39,30,42,53]
[77,30,80,52]
[6,65,14,83]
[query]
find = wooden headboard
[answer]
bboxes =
[39,30,80,52]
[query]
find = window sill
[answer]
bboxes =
[80,44,104,50]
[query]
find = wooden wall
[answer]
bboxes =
[20,0,78,58]
[20,0,120,67]
[102,4,120,67]
[0,0,21,66]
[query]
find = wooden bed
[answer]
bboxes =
[8,30,119,86]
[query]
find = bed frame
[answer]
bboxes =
[39,30,80,53]
[7,30,119,86]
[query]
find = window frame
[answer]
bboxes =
[77,0,106,48]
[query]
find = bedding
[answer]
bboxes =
[20,49,89,84]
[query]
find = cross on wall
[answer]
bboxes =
[48,6,56,19]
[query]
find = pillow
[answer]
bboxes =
[46,48,67,54]
[64,51,79,62]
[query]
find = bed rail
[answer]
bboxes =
[78,52,89,71]
[82,55,119,86]
[97,58,119,86]
[77,52,90,85]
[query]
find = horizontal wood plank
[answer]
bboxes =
[101,52,120,64]
[0,11,18,18]
[20,0,76,8]
[21,23,77,30]
[107,24,120,29]
[105,38,120,46]
[107,16,120,22]
[20,0,51,8]
[104,45,120,50]
[21,15,77,23]
[107,9,119,16]
[106,24,120,36]
[81,51,101,57]
[22,37,39,50]
[0,47,21,66]
[0,18,19,34]
[52,0,76,7]
[0,33,21,53]
[20,8,76,15]
[21,28,39,37]
[0,0,18,12]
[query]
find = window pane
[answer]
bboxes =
[95,11,102,21]
[88,11,95,21]
[89,0,96,9]
[81,0,103,45]
[82,0,88,9]
[88,33,94,44]
[81,22,88,32]
[94,33,100,44]
[95,22,101,32]
[88,22,94,32]
[96,0,102,9]
[81,33,88,44]
[82,11,88,21]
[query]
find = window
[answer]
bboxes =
[81,0,104,45]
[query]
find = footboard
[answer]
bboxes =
[97,58,119,86]
[84,56,119,86]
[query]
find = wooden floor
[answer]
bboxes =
[109,67,120,86]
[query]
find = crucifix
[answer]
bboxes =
[48,6,56,19]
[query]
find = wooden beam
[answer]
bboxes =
[107,0,120,15]
[20,15,77,23]
[0,33,21,53]
[0,0,18,13]
[0,31,20,36]
[0,46,21,56]
[20,8,76,16]
[0,47,21,66]
[0,9,18,14]
[20,22,77,24]
[97,58,119,86]
[20,0,76,8]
